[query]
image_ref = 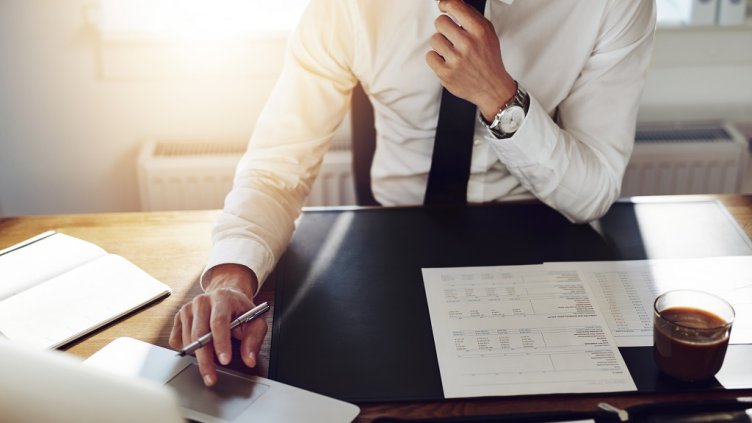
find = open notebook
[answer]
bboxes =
[0,231,171,349]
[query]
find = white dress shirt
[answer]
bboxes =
[204,0,656,291]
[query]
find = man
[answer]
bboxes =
[170,0,656,386]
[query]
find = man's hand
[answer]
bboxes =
[169,264,267,387]
[426,0,517,121]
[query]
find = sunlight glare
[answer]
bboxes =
[99,0,309,38]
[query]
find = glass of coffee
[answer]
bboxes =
[653,289,734,382]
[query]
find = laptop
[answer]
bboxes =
[0,339,184,423]
[83,337,360,423]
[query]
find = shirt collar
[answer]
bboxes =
[494,0,515,3]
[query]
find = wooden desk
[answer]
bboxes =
[2,194,752,422]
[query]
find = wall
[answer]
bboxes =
[0,0,278,215]
[639,25,752,124]
[1,1,751,216]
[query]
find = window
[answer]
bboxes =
[656,0,750,27]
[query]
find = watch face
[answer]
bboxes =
[499,105,525,134]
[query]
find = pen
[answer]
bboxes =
[176,301,270,357]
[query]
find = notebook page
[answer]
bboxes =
[0,232,106,301]
[0,254,171,349]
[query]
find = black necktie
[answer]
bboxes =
[424,0,487,205]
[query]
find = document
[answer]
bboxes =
[0,231,171,349]
[422,265,636,399]
[550,257,752,347]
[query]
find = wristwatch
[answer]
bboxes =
[480,82,530,139]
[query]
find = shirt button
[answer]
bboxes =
[473,138,482,146]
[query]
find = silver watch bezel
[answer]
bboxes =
[481,83,529,139]
[497,105,525,134]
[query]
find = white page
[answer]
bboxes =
[549,256,752,347]
[715,345,752,389]
[0,232,106,300]
[422,265,636,399]
[0,254,170,349]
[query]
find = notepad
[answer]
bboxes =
[0,231,171,349]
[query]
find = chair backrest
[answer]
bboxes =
[350,83,380,206]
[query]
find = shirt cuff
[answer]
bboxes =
[199,236,276,297]
[487,94,558,168]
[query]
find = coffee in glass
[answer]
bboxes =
[653,289,734,382]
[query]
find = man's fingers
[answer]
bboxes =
[237,318,268,368]
[168,311,183,349]
[438,0,485,34]
[190,295,218,386]
[209,301,233,366]
[177,295,247,387]
[426,50,449,77]
[430,32,456,64]
[434,7,476,59]
[179,302,219,385]
[434,14,462,42]
[169,270,267,388]
[195,346,218,387]
[430,0,508,109]
[179,305,193,352]
[435,12,472,55]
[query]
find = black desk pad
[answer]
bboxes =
[269,199,752,402]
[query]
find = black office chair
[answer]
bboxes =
[350,83,381,206]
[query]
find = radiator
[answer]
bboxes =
[137,139,355,211]
[138,123,749,211]
[622,122,748,196]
